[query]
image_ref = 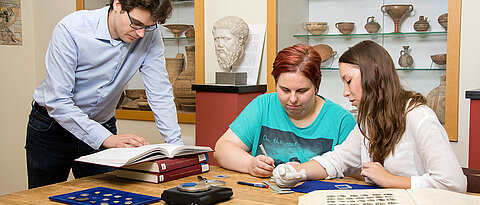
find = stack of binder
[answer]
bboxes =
[116,153,210,183]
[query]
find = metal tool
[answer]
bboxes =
[262,180,294,194]
[197,175,226,186]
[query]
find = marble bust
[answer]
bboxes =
[212,16,249,72]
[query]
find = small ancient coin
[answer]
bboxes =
[75,197,89,202]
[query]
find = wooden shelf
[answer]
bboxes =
[115,110,195,124]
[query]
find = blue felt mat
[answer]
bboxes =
[292,180,379,193]
[49,187,161,205]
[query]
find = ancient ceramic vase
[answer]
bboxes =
[174,45,196,111]
[414,16,430,32]
[398,46,413,67]
[166,53,185,110]
[426,75,446,125]
[438,13,448,30]
[381,4,414,33]
[364,16,380,33]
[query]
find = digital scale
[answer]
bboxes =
[161,181,233,205]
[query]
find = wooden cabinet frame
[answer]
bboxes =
[266,0,461,141]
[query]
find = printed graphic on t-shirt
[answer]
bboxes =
[255,126,333,166]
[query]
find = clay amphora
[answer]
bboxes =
[413,16,430,32]
[398,46,413,67]
[174,46,196,111]
[364,16,380,33]
[426,75,446,125]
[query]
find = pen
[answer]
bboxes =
[237,181,269,188]
[259,144,268,157]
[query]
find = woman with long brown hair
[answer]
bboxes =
[272,40,466,193]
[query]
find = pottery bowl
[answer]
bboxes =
[164,24,191,37]
[304,22,328,35]
[125,89,146,100]
[438,13,448,30]
[137,100,151,111]
[335,22,355,34]
[312,44,334,63]
[431,54,447,65]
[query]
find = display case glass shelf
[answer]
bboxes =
[321,68,446,71]
[163,37,195,40]
[293,31,447,38]
[172,0,194,3]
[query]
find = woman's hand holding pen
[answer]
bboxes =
[247,155,275,178]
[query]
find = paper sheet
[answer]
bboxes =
[235,24,266,85]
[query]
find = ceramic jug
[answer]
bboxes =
[398,46,413,67]
[413,16,430,32]
[364,16,380,33]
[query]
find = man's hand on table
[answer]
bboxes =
[102,134,149,148]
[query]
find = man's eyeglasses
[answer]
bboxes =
[126,11,157,32]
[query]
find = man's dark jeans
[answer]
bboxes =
[25,103,115,189]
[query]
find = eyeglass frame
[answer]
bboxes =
[126,11,158,32]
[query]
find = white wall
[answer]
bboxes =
[0,0,76,195]
[451,0,480,167]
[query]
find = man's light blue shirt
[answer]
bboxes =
[33,7,183,149]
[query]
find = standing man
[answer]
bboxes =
[25,0,183,189]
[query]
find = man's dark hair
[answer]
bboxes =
[109,0,172,24]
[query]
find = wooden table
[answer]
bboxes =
[0,166,368,204]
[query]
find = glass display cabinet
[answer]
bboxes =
[266,0,461,141]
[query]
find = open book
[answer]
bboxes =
[75,144,213,168]
[298,188,480,205]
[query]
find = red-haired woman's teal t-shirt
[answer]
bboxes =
[229,93,356,165]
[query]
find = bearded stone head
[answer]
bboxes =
[212,16,249,72]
